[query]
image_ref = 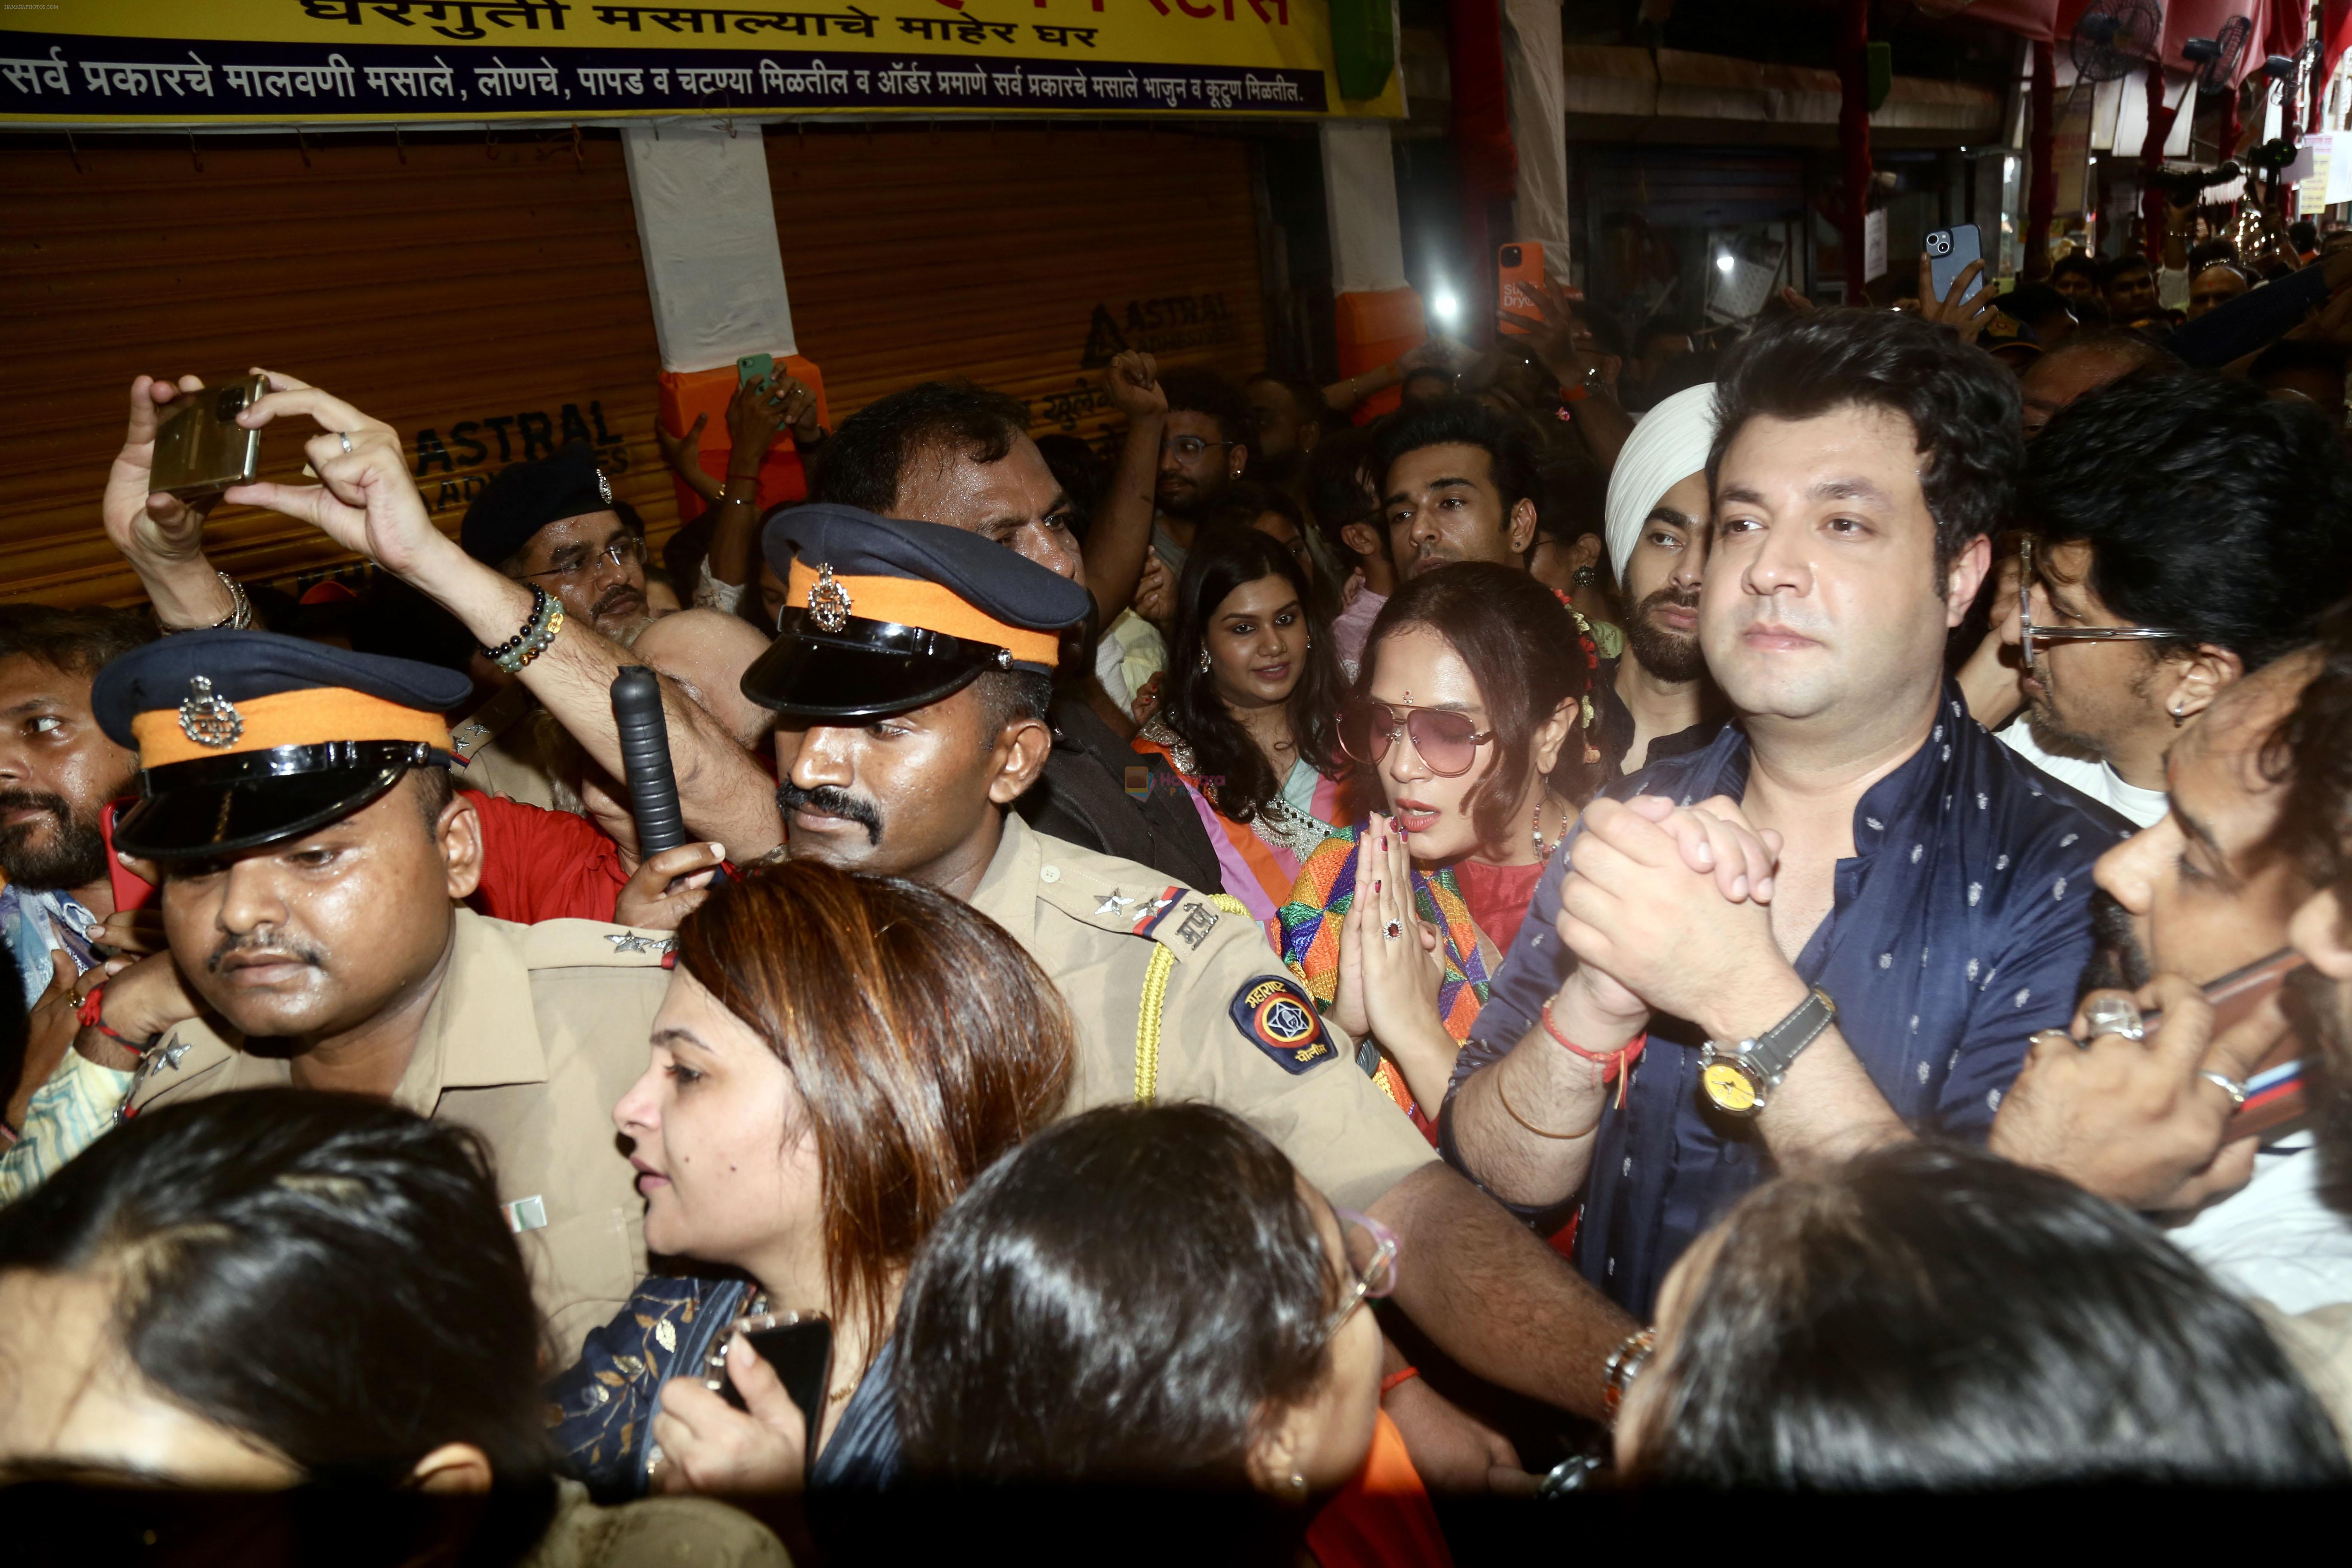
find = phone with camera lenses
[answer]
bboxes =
[1924,225,1985,307]
[149,374,267,500]
[1497,242,1545,336]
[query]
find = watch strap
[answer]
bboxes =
[1742,986,1838,1082]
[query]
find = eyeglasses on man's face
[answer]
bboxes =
[1162,434,1234,463]
[2015,534,2184,673]
[524,533,644,583]
[1324,1207,1399,1344]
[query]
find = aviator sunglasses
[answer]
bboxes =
[1338,701,1495,777]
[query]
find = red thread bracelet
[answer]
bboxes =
[1540,1001,1645,1109]
[1380,1366,1421,1397]
[77,982,154,1057]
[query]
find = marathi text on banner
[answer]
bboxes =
[0,0,1395,122]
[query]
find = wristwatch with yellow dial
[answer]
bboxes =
[1698,987,1838,1117]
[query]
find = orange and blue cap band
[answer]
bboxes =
[132,688,453,769]
[785,559,1063,668]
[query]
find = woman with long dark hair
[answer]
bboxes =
[895,1103,1446,1568]
[1135,527,1354,922]
[1616,1142,2348,1488]
[0,1090,786,1564]
[1280,564,1603,1133]
[548,860,1072,1499]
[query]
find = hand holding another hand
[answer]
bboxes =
[1555,794,1788,1032]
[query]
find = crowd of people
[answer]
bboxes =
[8,223,2352,1560]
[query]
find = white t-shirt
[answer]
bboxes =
[1998,719,2168,828]
[2170,1137,2352,1315]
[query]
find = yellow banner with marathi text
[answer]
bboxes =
[0,0,1401,125]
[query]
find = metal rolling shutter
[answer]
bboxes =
[1,121,1270,609]
[0,128,671,609]
[766,122,1268,448]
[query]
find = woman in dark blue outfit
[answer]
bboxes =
[547,861,1073,1499]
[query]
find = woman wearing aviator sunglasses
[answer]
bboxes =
[896,1103,1444,1565]
[1279,565,1603,1135]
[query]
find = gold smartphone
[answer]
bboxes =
[150,375,267,499]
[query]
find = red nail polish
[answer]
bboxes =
[1374,879,1383,894]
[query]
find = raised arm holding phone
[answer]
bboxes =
[217,369,786,861]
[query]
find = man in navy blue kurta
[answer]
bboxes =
[1441,310,2130,1321]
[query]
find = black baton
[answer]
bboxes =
[611,665,690,859]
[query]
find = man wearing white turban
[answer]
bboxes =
[1596,382,1724,773]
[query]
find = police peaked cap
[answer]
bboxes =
[459,441,617,566]
[92,630,473,860]
[739,503,1093,721]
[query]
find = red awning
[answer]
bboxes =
[1954,0,2061,43]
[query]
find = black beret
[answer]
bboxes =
[460,442,616,566]
[92,630,474,860]
[741,503,1092,720]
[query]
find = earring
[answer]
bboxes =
[1532,799,1548,859]
[1572,564,1597,590]
[2170,700,2187,728]
[1284,1473,1308,1501]
[1197,649,1211,674]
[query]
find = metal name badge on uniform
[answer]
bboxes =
[1230,975,1332,1074]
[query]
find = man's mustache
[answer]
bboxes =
[205,931,329,974]
[1637,585,1700,624]
[594,581,646,617]
[2079,888,2153,998]
[0,788,69,835]
[776,781,883,848]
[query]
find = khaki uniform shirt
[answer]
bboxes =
[450,683,568,812]
[2259,1298,2352,1454]
[127,907,668,1365]
[971,814,1434,1213]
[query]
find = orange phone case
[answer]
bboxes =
[1497,242,1546,336]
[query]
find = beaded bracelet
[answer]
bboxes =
[484,585,564,674]
[1601,1326,1656,1424]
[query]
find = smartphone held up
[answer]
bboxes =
[1924,225,1986,307]
[1496,242,1545,336]
[149,374,268,500]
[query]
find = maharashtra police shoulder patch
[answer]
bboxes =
[1229,975,1332,1074]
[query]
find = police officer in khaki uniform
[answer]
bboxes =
[744,506,1638,1433]
[739,504,1432,1209]
[79,630,666,1364]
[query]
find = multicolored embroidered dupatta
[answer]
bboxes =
[1133,725,1354,926]
[1277,828,1501,1139]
